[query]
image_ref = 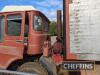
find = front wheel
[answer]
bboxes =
[17,62,48,75]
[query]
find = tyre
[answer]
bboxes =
[17,62,48,75]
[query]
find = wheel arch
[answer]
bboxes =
[0,54,23,70]
[7,59,24,70]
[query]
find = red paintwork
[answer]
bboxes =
[65,0,77,60]
[42,41,50,57]
[27,11,50,55]
[52,54,63,65]
[0,10,50,69]
[0,54,20,69]
[0,12,25,69]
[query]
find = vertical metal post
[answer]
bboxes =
[63,0,67,59]
[63,0,70,60]
[64,0,77,60]
[65,0,70,60]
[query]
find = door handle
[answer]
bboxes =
[16,40,23,43]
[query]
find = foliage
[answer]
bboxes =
[49,21,57,36]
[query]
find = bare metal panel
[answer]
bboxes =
[69,0,100,60]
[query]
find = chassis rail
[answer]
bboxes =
[0,69,38,75]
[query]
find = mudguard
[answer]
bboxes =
[0,53,22,69]
[39,56,57,75]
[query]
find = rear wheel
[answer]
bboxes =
[17,62,48,75]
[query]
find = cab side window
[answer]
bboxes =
[44,21,49,32]
[34,16,42,31]
[0,16,4,42]
[7,14,22,36]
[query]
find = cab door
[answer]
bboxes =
[27,11,43,55]
[0,12,25,58]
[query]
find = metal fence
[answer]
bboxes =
[0,70,38,75]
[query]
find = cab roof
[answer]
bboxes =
[0,10,50,23]
[1,6,37,12]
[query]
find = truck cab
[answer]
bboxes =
[0,10,50,69]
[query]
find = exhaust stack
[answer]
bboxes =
[57,10,62,38]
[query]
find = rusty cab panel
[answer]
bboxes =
[27,11,50,55]
[0,10,50,69]
[0,11,25,69]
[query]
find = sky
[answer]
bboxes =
[0,0,63,21]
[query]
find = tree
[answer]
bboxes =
[49,21,57,36]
